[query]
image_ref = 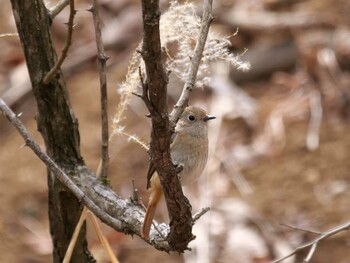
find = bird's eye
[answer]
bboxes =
[188,115,196,121]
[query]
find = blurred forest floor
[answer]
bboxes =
[1,0,350,262]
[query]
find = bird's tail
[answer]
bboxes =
[142,175,162,240]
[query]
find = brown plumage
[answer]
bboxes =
[142,106,215,240]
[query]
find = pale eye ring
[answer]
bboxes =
[188,115,196,121]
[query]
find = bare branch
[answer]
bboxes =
[193,207,210,223]
[0,99,100,222]
[43,0,76,84]
[304,242,317,263]
[141,0,195,252]
[90,0,110,180]
[136,66,153,111]
[170,0,213,125]
[0,98,176,251]
[280,223,322,235]
[273,221,350,263]
[140,0,214,251]
[49,0,70,19]
[65,0,113,253]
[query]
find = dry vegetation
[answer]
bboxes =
[1,0,350,262]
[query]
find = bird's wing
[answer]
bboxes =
[146,131,178,189]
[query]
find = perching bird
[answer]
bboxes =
[142,106,215,239]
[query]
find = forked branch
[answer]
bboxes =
[49,0,70,19]
[43,0,76,84]
[273,221,350,262]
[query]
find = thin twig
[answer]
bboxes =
[90,0,110,180]
[43,0,76,84]
[137,66,152,110]
[64,2,112,261]
[303,242,317,263]
[130,179,141,205]
[192,207,210,223]
[170,0,213,125]
[280,223,322,235]
[272,221,350,263]
[49,0,70,19]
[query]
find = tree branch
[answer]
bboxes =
[49,0,70,19]
[63,2,113,261]
[140,0,195,252]
[192,207,210,223]
[280,223,322,235]
[90,0,110,180]
[139,0,214,251]
[0,98,111,227]
[273,221,350,263]
[43,0,76,84]
[170,0,213,125]
[0,98,175,252]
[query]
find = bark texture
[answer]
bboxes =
[141,0,194,251]
[10,1,94,262]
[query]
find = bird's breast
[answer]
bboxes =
[171,135,208,185]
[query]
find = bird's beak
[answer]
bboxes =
[204,115,216,122]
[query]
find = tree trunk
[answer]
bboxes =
[10,1,94,262]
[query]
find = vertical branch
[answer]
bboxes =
[140,0,194,251]
[64,2,114,261]
[90,0,110,180]
[170,0,213,125]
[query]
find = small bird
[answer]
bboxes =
[142,106,215,239]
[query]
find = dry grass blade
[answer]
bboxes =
[62,207,88,263]
[87,211,120,263]
[0,33,18,38]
